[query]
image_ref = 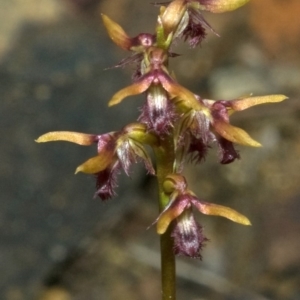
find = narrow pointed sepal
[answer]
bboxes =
[192,199,251,225]
[231,94,288,111]
[199,0,250,13]
[213,121,261,147]
[155,192,191,234]
[101,14,132,50]
[75,154,115,174]
[36,131,96,145]
[108,75,153,106]
[156,201,186,234]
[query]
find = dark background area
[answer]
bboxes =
[1,0,300,299]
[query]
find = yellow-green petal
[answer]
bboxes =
[75,154,114,174]
[231,94,288,111]
[108,76,153,106]
[193,201,251,225]
[101,14,132,50]
[213,121,261,147]
[156,196,185,234]
[36,131,95,145]
[198,0,250,13]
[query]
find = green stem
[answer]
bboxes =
[160,226,176,300]
[154,136,176,300]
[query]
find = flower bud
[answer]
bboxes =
[163,174,187,195]
[124,123,159,146]
[160,0,187,37]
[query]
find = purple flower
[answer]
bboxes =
[153,174,250,257]
[36,123,157,200]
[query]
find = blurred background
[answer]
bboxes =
[1,0,299,299]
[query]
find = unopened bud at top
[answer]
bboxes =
[160,0,187,38]
[163,174,187,195]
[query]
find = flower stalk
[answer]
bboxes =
[155,136,177,299]
[36,0,287,299]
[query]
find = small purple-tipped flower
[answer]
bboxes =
[154,173,250,257]
[36,123,157,200]
[75,124,156,199]
[174,94,287,165]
